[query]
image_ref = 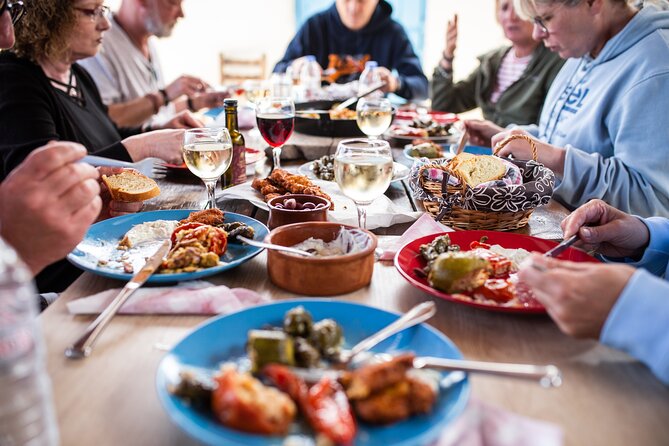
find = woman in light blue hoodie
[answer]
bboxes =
[466,0,669,218]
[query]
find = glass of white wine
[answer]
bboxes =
[334,138,394,229]
[183,127,233,210]
[356,97,393,139]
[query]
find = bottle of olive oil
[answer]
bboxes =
[222,99,246,188]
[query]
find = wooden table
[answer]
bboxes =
[40,133,669,445]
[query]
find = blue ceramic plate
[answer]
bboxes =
[403,144,492,161]
[67,210,268,283]
[155,299,470,446]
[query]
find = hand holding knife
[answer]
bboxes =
[65,239,171,359]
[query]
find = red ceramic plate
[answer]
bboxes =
[394,231,600,314]
[162,148,263,170]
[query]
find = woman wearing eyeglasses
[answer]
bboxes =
[464,0,669,218]
[0,0,202,180]
[430,0,564,127]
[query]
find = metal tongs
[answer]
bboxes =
[334,81,387,111]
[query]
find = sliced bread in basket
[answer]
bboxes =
[448,153,507,188]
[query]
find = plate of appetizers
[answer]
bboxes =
[156,299,470,446]
[67,209,268,283]
[395,231,599,314]
[297,156,410,183]
[403,143,492,161]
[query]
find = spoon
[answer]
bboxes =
[330,301,437,366]
[235,235,315,257]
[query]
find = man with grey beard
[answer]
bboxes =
[79,0,227,128]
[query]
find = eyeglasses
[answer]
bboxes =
[532,1,572,35]
[533,15,549,34]
[75,5,111,22]
[0,0,26,25]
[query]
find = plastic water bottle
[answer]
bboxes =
[299,55,322,101]
[358,61,381,96]
[0,238,59,446]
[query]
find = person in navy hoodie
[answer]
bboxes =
[273,0,428,100]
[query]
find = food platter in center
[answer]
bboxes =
[156,299,470,446]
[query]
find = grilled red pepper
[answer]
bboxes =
[264,364,357,445]
[469,240,491,250]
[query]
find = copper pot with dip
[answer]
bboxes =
[266,222,377,296]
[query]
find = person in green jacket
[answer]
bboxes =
[430,0,564,127]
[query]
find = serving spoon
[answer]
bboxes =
[235,235,315,257]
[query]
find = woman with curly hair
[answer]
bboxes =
[0,0,201,179]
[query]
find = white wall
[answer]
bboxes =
[105,0,506,87]
[424,0,506,82]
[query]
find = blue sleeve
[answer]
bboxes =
[391,30,428,100]
[273,24,309,73]
[600,217,669,384]
[600,269,669,384]
[556,74,669,216]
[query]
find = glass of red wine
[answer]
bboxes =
[255,97,295,169]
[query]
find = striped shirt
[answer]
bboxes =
[490,50,532,104]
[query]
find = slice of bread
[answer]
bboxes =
[449,154,506,187]
[102,170,160,202]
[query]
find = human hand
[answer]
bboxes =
[444,14,458,59]
[191,90,229,111]
[519,254,634,338]
[288,56,309,78]
[462,119,503,147]
[374,66,399,93]
[0,141,102,275]
[560,199,650,259]
[123,129,185,165]
[165,75,210,100]
[96,167,145,220]
[158,110,205,130]
[492,128,566,174]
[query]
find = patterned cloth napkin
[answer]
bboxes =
[437,399,563,446]
[66,281,269,315]
[378,212,454,261]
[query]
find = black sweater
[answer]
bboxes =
[0,52,139,292]
[0,52,137,180]
[273,1,428,100]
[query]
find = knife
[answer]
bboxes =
[334,81,387,111]
[543,234,580,259]
[65,239,172,359]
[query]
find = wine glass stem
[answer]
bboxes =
[272,146,282,169]
[204,179,217,210]
[356,203,369,229]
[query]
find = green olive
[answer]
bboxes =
[427,252,490,293]
[310,319,343,356]
[294,337,321,368]
[283,306,313,338]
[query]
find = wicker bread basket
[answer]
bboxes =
[409,134,555,231]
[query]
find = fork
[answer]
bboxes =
[82,155,167,178]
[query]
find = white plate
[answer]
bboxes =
[297,160,410,183]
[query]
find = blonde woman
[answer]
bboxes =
[430,0,564,127]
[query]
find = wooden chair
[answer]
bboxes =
[219,53,267,84]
